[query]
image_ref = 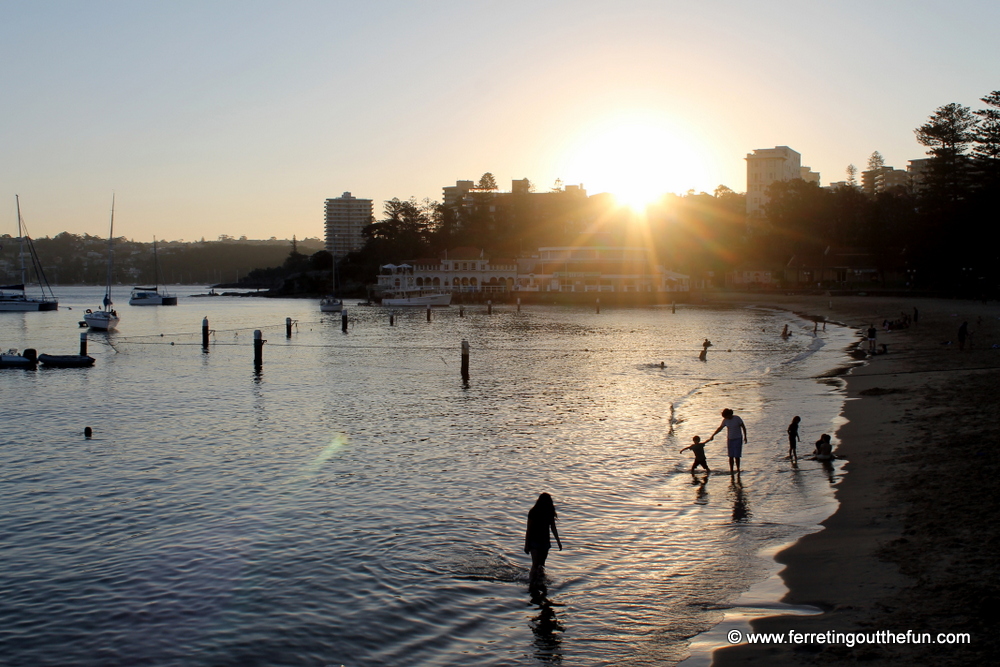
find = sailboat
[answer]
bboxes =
[84,196,120,331]
[319,251,343,313]
[0,196,59,312]
[129,237,177,306]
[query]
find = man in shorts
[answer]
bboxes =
[708,408,748,474]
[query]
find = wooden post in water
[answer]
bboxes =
[286,317,293,338]
[672,302,676,314]
[426,305,432,322]
[459,305,465,318]
[342,309,349,333]
[254,330,265,367]
[461,339,470,384]
[516,298,521,313]
[390,311,395,326]
[596,298,600,314]
[487,300,492,315]
[202,317,210,351]
[80,332,88,356]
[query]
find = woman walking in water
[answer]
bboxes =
[524,493,562,585]
[708,408,748,474]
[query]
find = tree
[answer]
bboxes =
[846,164,858,188]
[973,90,1000,188]
[915,103,977,195]
[867,151,885,172]
[477,172,497,191]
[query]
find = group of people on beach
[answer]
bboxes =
[678,409,834,473]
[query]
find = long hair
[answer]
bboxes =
[529,492,557,523]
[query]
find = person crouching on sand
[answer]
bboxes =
[524,493,562,586]
[680,435,711,472]
[814,434,833,460]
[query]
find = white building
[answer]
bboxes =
[324,192,373,258]
[745,146,805,221]
[377,247,518,294]
[516,246,689,293]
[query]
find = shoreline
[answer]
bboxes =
[704,293,1000,664]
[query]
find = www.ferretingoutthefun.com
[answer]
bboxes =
[727,629,971,648]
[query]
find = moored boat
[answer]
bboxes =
[0,196,58,312]
[129,238,176,306]
[84,196,120,331]
[0,348,37,368]
[38,354,95,368]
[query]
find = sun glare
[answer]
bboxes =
[561,115,709,211]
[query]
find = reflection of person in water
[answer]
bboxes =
[528,587,564,661]
[524,493,562,586]
[730,477,751,522]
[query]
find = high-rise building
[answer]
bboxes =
[745,146,805,221]
[325,192,372,258]
[861,166,909,195]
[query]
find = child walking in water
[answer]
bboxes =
[787,416,801,461]
[680,435,711,472]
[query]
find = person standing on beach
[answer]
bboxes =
[708,408,748,474]
[787,416,801,461]
[524,493,562,586]
[866,324,877,353]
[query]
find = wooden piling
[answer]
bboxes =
[461,339,470,384]
[254,330,265,367]
[286,317,293,338]
[202,317,210,350]
[596,298,600,314]
[459,305,465,318]
[516,298,521,313]
[426,305,432,322]
[487,300,492,315]
[79,332,88,356]
[672,302,676,314]
[342,309,349,333]
[390,311,395,326]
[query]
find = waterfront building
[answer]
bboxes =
[745,146,812,222]
[324,192,373,258]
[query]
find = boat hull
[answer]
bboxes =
[381,293,452,307]
[129,295,178,306]
[0,298,58,312]
[38,354,95,368]
[84,311,120,331]
[319,297,343,313]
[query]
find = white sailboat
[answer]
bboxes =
[319,251,343,313]
[84,197,120,331]
[0,196,59,312]
[129,237,177,306]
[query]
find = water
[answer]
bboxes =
[1,286,854,666]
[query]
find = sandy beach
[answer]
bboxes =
[700,292,1000,664]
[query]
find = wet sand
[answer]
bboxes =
[705,292,1000,665]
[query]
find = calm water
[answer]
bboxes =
[1,286,854,666]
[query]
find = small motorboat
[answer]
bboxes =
[0,348,37,368]
[38,354,96,368]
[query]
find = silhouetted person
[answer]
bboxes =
[866,324,877,353]
[84,426,93,439]
[524,493,562,586]
[814,434,833,460]
[958,321,969,350]
[680,435,710,472]
[787,416,801,461]
[708,408,748,473]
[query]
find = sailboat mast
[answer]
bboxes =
[15,195,26,288]
[105,195,115,304]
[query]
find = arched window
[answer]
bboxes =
[433,277,440,286]
[469,277,478,286]
[415,277,424,286]
[453,277,460,286]
[461,277,469,286]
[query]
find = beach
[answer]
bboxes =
[707,293,1000,665]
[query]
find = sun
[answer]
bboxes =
[560,114,709,211]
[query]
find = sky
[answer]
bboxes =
[2,0,998,241]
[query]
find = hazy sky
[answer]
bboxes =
[2,0,997,241]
